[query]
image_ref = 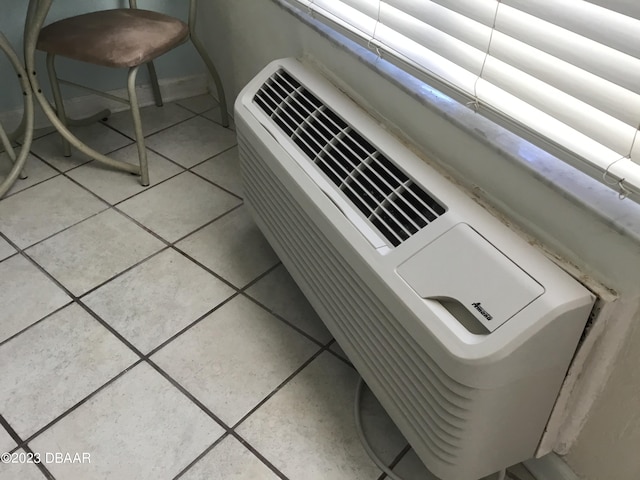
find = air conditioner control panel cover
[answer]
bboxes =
[397,223,545,332]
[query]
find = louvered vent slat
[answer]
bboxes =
[253,69,446,247]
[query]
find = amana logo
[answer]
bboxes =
[471,302,493,321]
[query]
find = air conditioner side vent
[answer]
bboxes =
[253,69,446,247]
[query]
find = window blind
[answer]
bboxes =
[294,0,640,200]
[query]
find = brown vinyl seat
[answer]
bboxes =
[24,0,228,187]
[37,9,189,69]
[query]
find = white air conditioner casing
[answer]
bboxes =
[235,58,595,480]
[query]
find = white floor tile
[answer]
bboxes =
[0,255,70,344]
[0,237,15,261]
[153,296,319,426]
[0,153,58,197]
[30,123,132,172]
[0,451,47,480]
[0,176,107,248]
[145,116,237,168]
[177,206,278,288]
[118,172,241,242]
[30,363,223,480]
[84,249,234,353]
[27,209,164,296]
[176,94,219,115]
[67,145,183,204]
[103,103,195,138]
[0,304,137,438]
[191,147,242,197]
[181,436,279,480]
[246,265,332,343]
[237,352,407,480]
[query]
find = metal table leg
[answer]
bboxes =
[0,32,33,199]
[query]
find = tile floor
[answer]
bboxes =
[0,95,529,480]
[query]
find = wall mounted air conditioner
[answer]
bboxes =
[235,58,595,480]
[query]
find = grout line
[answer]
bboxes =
[18,360,144,450]
[145,347,331,480]
[166,201,244,245]
[17,204,110,252]
[229,433,289,480]
[187,142,237,170]
[0,166,63,201]
[377,443,412,480]
[144,357,232,430]
[230,344,328,431]
[75,246,172,299]
[25,444,56,480]
[0,251,19,264]
[171,433,230,480]
[0,415,24,450]
[324,339,356,369]
[144,291,241,358]
[240,291,328,348]
[99,102,197,141]
[0,300,73,349]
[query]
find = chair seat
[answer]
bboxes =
[37,9,189,68]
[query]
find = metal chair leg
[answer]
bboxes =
[46,53,71,157]
[188,0,229,127]
[127,66,149,186]
[147,61,163,107]
[190,34,228,127]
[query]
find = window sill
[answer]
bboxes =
[270,0,640,246]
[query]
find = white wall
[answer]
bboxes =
[0,0,204,112]
[197,2,640,479]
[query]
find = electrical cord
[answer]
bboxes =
[354,377,406,480]
[354,377,508,480]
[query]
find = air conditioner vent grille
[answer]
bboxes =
[254,69,446,247]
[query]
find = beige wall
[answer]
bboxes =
[567,315,640,480]
[197,2,640,479]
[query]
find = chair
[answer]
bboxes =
[23,0,228,186]
[0,32,33,199]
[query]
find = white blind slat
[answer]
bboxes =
[503,0,640,59]
[477,80,623,168]
[482,57,638,155]
[311,0,378,38]
[377,5,489,78]
[489,32,640,128]
[338,0,380,19]
[427,0,498,27]
[585,0,640,20]
[380,1,492,50]
[495,6,640,96]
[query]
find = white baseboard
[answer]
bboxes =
[0,74,210,131]
[523,454,579,480]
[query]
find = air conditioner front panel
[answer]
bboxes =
[235,58,595,480]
